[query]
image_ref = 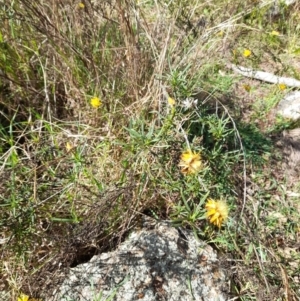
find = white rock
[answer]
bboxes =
[50,222,228,301]
[277,91,300,121]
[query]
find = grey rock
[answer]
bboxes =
[0,291,10,300]
[50,221,228,301]
[277,91,300,121]
[279,128,300,177]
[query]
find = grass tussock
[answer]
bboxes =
[0,0,300,300]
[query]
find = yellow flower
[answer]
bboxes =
[278,83,286,91]
[178,149,202,175]
[243,49,251,57]
[243,84,251,92]
[205,199,229,228]
[168,97,176,106]
[90,97,102,108]
[78,2,85,8]
[65,142,73,152]
[18,294,29,301]
[271,30,280,36]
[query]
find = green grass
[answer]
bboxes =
[0,0,300,300]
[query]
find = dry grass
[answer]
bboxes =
[0,0,300,300]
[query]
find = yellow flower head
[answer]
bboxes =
[178,149,202,175]
[65,142,73,152]
[243,49,252,58]
[205,198,229,228]
[90,96,102,108]
[271,30,280,36]
[168,97,176,106]
[278,83,286,91]
[243,84,251,92]
[18,294,29,301]
[78,2,85,8]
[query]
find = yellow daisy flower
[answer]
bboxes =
[243,49,252,58]
[205,198,229,228]
[243,84,251,92]
[178,149,202,175]
[278,83,286,91]
[271,30,280,36]
[90,96,102,108]
[18,294,29,301]
[78,2,85,8]
[168,97,176,106]
[65,142,73,152]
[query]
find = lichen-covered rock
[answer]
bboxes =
[277,91,300,121]
[50,221,228,301]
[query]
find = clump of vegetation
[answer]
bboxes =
[0,0,299,300]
